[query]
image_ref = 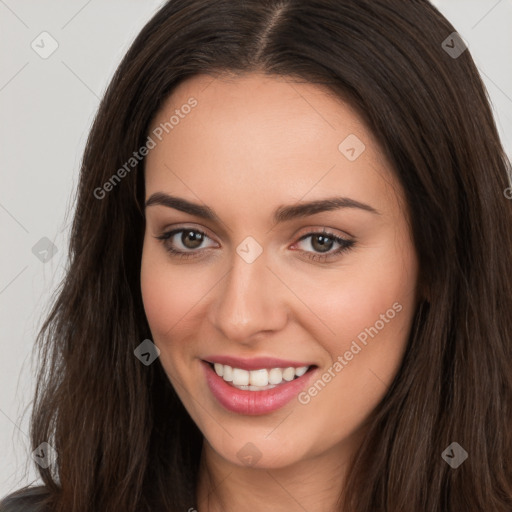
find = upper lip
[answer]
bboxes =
[203,355,315,371]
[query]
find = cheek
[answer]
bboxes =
[140,244,206,386]
[296,239,418,365]
[296,259,417,442]
[140,242,197,340]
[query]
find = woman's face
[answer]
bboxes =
[141,72,419,469]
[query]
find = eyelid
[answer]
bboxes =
[156,226,219,248]
[156,223,218,241]
[293,226,355,242]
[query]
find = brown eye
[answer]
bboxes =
[293,230,355,262]
[181,230,204,249]
[155,228,217,259]
[310,234,335,253]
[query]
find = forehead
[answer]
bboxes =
[144,72,401,219]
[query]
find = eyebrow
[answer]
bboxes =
[144,192,380,223]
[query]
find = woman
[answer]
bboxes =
[2,0,511,511]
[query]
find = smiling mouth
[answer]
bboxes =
[204,361,316,391]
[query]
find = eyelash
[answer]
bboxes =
[154,228,355,263]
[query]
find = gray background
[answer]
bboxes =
[1,0,511,497]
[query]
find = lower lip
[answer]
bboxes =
[201,361,317,415]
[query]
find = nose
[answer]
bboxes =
[207,245,289,345]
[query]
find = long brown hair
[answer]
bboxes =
[2,1,512,510]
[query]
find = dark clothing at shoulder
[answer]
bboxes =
[0,486,51,512]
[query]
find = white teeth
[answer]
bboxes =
[210,362,311,390]
[268,368,283,385]
[235,384,277,391]
[223,365,233,382]
[214,363,224,377]
[249,369,269,387]
[295,366,308,377]
[282,367,295,381]
[232,368,250,386]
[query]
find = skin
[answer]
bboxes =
[140,72,419,512]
